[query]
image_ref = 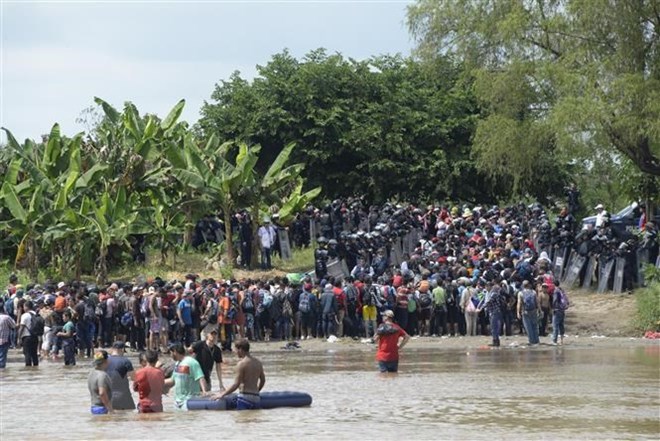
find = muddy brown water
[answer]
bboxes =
[0,344,658,440]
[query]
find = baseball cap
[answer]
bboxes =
[112,341,126,350]
[381,310,394,319]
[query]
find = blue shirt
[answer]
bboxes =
[178,298,192,325]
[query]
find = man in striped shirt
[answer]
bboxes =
[480,281,506,347]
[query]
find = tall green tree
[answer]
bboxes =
[406,0,660,194]
[199,50,523,204]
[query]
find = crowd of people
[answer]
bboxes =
[1,198,657,370]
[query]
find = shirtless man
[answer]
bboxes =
[215,338,265,410]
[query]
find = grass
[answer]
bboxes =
[0,245,315,287]
[632,282,660,333]
[271,246,315,273]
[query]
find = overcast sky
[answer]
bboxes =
[1,0,414,143]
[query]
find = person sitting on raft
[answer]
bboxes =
[214,338,265,410]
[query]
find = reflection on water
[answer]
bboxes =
[1,344,658,440]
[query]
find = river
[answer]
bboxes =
[0,343,658,440]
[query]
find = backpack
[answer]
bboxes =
[29,311,45,337]
[262,291,273,308]
[522,290,538,311]
[517,260,533,280]
[4,296,14,317]
[242,292,254,311]
[466,297,477,313]
[282,296,293,318]
[206,298,218,324]
[364,286,377,306]
[226,295,238,320]
[140,297,150,316]
[120,311,134,327]
[84,302,96,322]
[345,285,358,312]
[95,300,107,317]
[407,295,417,313]
[419,292,432,309]
[298,292,311,313]
[556,288,570,311]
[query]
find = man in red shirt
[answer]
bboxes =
[374,310,410,373]
[332,280,347,337]
[133,350,165,413]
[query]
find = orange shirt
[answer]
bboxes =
[54,295,67,312]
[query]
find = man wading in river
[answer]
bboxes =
[373,310,410,373]
[215,338,265,410]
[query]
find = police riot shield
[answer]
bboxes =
[637,249,648,286]
[613,257,626,294]
[563,250,574,273]
[392,240,403,267]
[582,256,597,289]
[656,256,660,269]
[309,219,317,246]
[278,229,292,260]
[597,258,615,293]
[563,253,586,287]
[402,232,412,255]
[327,258,348,280]
[553,247,568,281]
[340,259,350,277]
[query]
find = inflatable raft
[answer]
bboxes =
[187,391,312,411]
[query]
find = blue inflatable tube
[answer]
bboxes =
[187,391,312,411]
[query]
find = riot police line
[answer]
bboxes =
[308,199,659,293]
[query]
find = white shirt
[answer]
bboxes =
[20,311,34,338]
[258,225,276,249]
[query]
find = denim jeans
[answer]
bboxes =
[522,311,540,344]
[277,317,292,340]
[77,322,92,357]
[378,360,399,372]
[322,313,335,338]
[63,338,76,365]
[489,310,503,346]
[260,247,272,269]
[552,310,565,343]
[0,341,9,368]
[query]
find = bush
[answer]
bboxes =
[633,282,660,333]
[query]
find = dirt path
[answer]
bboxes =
[565,289,638,336]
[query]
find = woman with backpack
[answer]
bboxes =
[460,282,480,336]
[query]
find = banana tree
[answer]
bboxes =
[82,187,150,284]
[241,142,311,269]
[277,178,322,225]
[0,182,50,281]
[0,125,85,280]
[147,189,187,266]
[170,134,256,265]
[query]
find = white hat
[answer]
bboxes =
[381,310,394,319]
[57,282,66,289]
[595,204,604,210]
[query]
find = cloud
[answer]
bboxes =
[2,46,256,142]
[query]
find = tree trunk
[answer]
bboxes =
[75,244,82,281]
[223,208,235,266]
[250,204,261,270]
[96,245,108,285]
[28,237,39,283]
[160,247,167,267]
[183,204,193,249]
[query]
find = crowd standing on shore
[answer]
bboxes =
[1,199,657,369]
